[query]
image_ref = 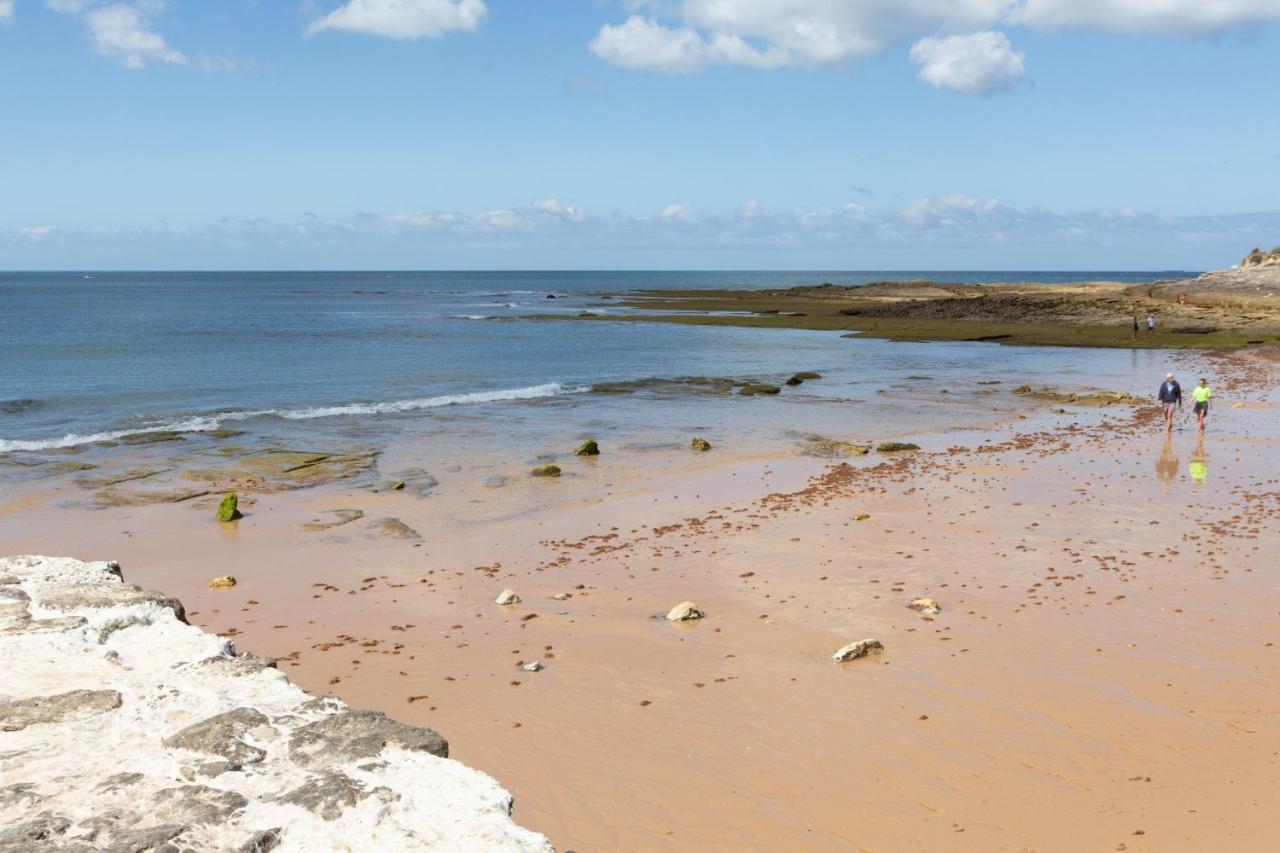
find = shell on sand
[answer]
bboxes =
[832,639,884,662]
[494,589,521,605]
[665,601,704,621]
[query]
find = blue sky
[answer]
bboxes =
[1,0,1278,269]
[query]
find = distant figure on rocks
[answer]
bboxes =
[1158,372,1182,431]
[1131,314,1139,341]
[1192,378,1212,431]
[1146,313,1156,334]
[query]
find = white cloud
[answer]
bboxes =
[911,31,1025,95]
[592,0,1280,91]
[306,0,487,39]
[0,0,13,23]
[84,3,186,68]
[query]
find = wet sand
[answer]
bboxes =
[2,351,1278,851]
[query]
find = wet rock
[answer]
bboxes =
[854,513,871,522]
[876,442,920,452]
[786,371,822,385]
[0,813,72,847]
[198,652,278,677]
[370,517,420,540]
[162,707,269,767]
[96,615,152,644]
[206,428,247,440]
[521,661,543,673]
[551,592,571,601]
[48,460,98,475]
[832,639,884,662]
[574,439,600,456]
[301,508,364,532]
[217,493,242,523]
[495,589,521,605]
[288,710,448,767]
[690,437,712,452]
[119,431,185,445]
[278,771,393,821]
[0,782,45,809]
[665,601,705,621]
[94,774,145,793]
[739,384,781,396]
[39,585,187,625]
[530,464,562,477]
[0,689,122,732]
[208,576,237,590]
[909,597,941,615]
[388,480,406,491]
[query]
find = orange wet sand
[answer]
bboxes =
[2,351,1278,852]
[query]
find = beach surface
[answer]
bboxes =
[3,343,1277,851]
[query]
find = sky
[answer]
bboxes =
[1,0,1278,270]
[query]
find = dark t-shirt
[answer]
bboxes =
[1158,381,1182,403]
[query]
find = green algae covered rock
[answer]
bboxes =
[531,464,562,478]
[786,371,822,386]
[876,442,920,453]
[574,440,600,456]
[216,492,242,522]
[690,437,712,452]
[739,384,781,397]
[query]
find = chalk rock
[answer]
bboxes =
[521,661,543,673]
[495,589,521,605]
[0,555,552,851]
[909,598,941,615]
[832,639,884,662]
[690,437,712,452]
[208,576,237,590]
[551,593,571,601]
[665,601,705,621]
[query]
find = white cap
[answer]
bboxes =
[1166,373,1173,378]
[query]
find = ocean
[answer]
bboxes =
[1,271,1194,494]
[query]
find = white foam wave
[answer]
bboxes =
[0,383,573,453]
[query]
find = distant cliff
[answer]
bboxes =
[0,555,553,852]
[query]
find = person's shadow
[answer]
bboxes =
[1155,434,1179,493]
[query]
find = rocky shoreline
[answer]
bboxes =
[0,555,551,852]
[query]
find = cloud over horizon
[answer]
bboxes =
[305,0,487,40]
[6,196,1277,269]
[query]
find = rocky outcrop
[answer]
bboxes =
[0,555,551,852]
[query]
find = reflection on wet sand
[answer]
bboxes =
[1155,434,1180,491]
[1189,433,1208,486]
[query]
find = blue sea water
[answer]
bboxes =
[0,271,1193,456]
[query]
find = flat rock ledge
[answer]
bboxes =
[0,555,552,852]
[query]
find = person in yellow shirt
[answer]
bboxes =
[1192,378,1212,431]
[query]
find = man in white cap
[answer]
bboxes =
[1157,372,1182,431]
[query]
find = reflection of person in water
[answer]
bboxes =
[1189,434,1208,486]
[1155,434,1180,491]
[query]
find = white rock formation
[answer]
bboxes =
[495,589,521,606]
[831,639,884,662]
[664,601,704,622]
[0,555,552,852]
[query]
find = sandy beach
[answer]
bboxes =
[3,344,1277,851]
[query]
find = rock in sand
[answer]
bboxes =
[832,639,884,662]
[530,464,562,478]
[574,440,600,456]
[909,597,941,614]
[690,437,712,452]
[521,661,543,673]
[665,601,705,621]
[216,493,242,523]
[495,589,521,605]
[208,576,237,590]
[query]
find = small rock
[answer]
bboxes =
[832,639,884,662]
[208,576,237,590]
[521,661,543,672]
[690,437,712,452]
[388,481,406,491]
[854,513,871,522]
[551,593,571,601]
[665,601,704,621]
[909,597,941,615]
[0,689,123,732]
[739,384,781,396]
[530,464,562,477]
[495,589,521,605]
[876,442,920,453]
[217,492,242,523]
[786,371,822,385]
[574,439,600,456]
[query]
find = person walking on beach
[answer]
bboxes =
[1146,313,1156,334]
[1158,372,1182,431]
[1192,377,1212,431]
[1131,314,1139,341]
